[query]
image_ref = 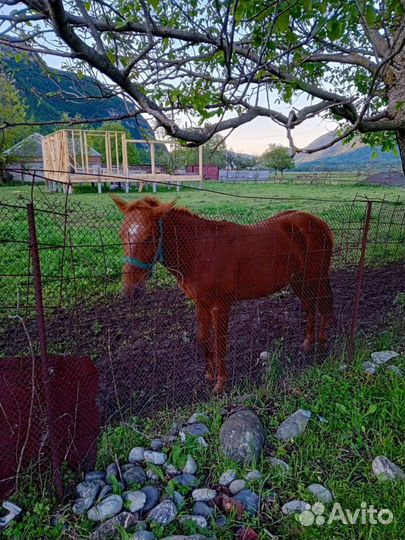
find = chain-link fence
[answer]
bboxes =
[0,179,404,497]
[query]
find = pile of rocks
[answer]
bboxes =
[363,350,402,376]
[72,413,262,540]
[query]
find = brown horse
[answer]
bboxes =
[113,196,334,393]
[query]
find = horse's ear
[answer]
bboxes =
[152,201,176,218]
[111,195,128,214]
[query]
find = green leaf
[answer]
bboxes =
[327,19,345,41]
[147,0,160,9]
[366,404,377,415]
[274,10,290,32]
[371,150,378,159]
[365,5,376,25]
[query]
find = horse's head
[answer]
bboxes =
[112,195,174,299]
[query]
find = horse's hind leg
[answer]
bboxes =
[211,304,230,394]
[196,302,215,382]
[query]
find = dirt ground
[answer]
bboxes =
[2,262,404,424]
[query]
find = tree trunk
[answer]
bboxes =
[396,129,405,176]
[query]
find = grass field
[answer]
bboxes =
[0,180,403,319]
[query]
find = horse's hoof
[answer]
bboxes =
[214,377,226,394]
[301,339,313,353]
[214,383,224,394]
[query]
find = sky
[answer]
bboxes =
[225,115,334,155]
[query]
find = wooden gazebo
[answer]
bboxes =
[41,129,204,192]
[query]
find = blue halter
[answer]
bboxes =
[123,219,164,277]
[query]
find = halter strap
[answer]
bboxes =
[123,219,164,277]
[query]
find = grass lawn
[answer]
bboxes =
[0,179,403,212]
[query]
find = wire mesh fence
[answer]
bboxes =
[0,179,404,496]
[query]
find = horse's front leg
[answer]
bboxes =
[196,301,215,382]
[211,304,230,394]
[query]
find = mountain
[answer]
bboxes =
[1,51,153,140]
[295,131,401,171]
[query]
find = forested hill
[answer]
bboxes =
[295,131,401,171]
[2,53,153,139]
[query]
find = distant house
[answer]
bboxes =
[3,132,102,183]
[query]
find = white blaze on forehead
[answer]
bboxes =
[128,223,140,238]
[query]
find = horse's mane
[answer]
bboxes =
[126,196,203,219]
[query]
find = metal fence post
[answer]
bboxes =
[27,203,63,498]
[348,200,373,363]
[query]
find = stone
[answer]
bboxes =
[219,470,237,486]
[220,409,265,465]
[144,451,167,465]
[372,456,405,481]
[123,491,147,513]
[182,455,197,475]
[131,532,156,540]
[234,489,260,516]
[259,351,270,360]
[98,485,113,501]
[0,501,23,530]
[281,500,311,515]
[192,488,217,502]
[147,500,177,525]
[307,484,333,503]
[169,422,182,436]
[179,515,208,529]
[192,502,215,520]
[151,439,164,452]
[236,528,259,540]
[174,474,199,487]
[123,466,147,486]
[72,499,86,515]
[106,463,119,482]
[196,437,208,448]
[122,463,136,472]
[187,412,209,424]
[216,516,228,528]
[269,457,290,473]
[229,479,246,495]
[136,521,148,531]
[172,491,185,509]
[89,512,138,540]
[275,409,311,441]
[87,495,123,522]
[371,351,398,365]
[141,486,160,513]
[363,361,377,375]
[387,365,403,376]
[129,447,146,463]
[245,470,262,482]
[181,423,210,437]
[86,471,106,482]
[77,480,104,511]
[165,464,180,475]
[146,469,160,482]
